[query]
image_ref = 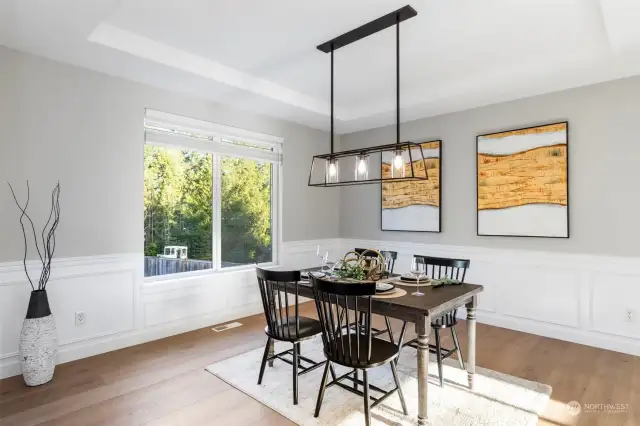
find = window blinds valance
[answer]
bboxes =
[144,110,283,164]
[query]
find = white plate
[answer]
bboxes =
[400,274,418,282]
[303,271,326,279]
[376,282,395,293]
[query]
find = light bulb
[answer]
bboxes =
[358,159,367,174]
[354,154,369,180]
[393,154,403,169]
[326,158,339,183]
[391,149,405,178]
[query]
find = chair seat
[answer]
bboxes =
[326,335,399,369]
[431,309,458,329]
[265,316,322,341]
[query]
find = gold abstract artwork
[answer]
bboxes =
[477,122,568,238]
[477,124,567,210]
[382,141,440,209]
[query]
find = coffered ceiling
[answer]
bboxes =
[3,0,640,133]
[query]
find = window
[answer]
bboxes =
[143,110,281,278]
[220,157,273,267]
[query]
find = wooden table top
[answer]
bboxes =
[297,269,484,322]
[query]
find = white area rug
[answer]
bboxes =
[206,337,551,425]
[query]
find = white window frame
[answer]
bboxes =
[143,110,283,282]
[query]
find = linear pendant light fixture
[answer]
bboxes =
[308,5,429,187]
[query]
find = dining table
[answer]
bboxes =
[267,268,484,425]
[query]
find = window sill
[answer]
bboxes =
[141,262,280,293]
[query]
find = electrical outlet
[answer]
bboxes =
[626,310,635,322]
[75,311,86,325]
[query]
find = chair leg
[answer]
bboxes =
[257,337,271,385]
[385,316,395,344]
[390,361,408,415]
[451,326,465,369]
[314,361,331,418]
[434,328,444,387]
[329,363,338,381]
[394,321,408,367]
[354,369,359,392]
[296,342,303,368]
[292,343,299,405]
[363,370,371,426]
[398,321,408,350]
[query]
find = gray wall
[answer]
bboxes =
[5,45,639,261]
[340,76,640,257]
[0,47,340,262]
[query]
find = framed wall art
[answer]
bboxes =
[381,140,441,232]
[477,122,569,238]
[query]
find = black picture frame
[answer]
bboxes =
[381,139,442,233]
[476,121,569,238]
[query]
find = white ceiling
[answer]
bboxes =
[3,0,640,134]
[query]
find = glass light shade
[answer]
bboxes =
[325,158,339,183]
[354,154,369,181]
[391,149,405,178]
[308,141,429,186]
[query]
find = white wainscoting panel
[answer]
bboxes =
[590,272,640,340]
[499,265,581,328]
[341,238,640,356]
[142,268,258,328]
[49,270,136,345]
[3,237,635,380]
[0,239,340,379]
[0,254,138,378]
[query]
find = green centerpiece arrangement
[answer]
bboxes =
[431,277,461,287]
[335,263,367,281]
[336,249,386,281]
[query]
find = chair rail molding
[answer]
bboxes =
[340,238,640,357]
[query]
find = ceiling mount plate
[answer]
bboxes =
[316,5,417,53]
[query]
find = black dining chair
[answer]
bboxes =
[398,255,470,387]
[310,274,408,426]
[354,248,398,343]
[256,267,326,405]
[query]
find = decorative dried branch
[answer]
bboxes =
[7,182,35,291]
[7,181,61,291]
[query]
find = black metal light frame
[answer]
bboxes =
[309,142,427,187]
[308,5,428,187]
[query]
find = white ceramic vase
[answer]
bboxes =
[19,290,58,386]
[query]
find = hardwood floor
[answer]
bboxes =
[1,303,637,426]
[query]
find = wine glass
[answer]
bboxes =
[330,259,343,276]
[316,245,329,272]
[410,257,426,296]
[321,252,330,272]
[383,251,392,277]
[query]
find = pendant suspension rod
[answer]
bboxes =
[331,45,334,154]
[396,16,400,146]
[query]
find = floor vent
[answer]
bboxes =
[212,321,243,332]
